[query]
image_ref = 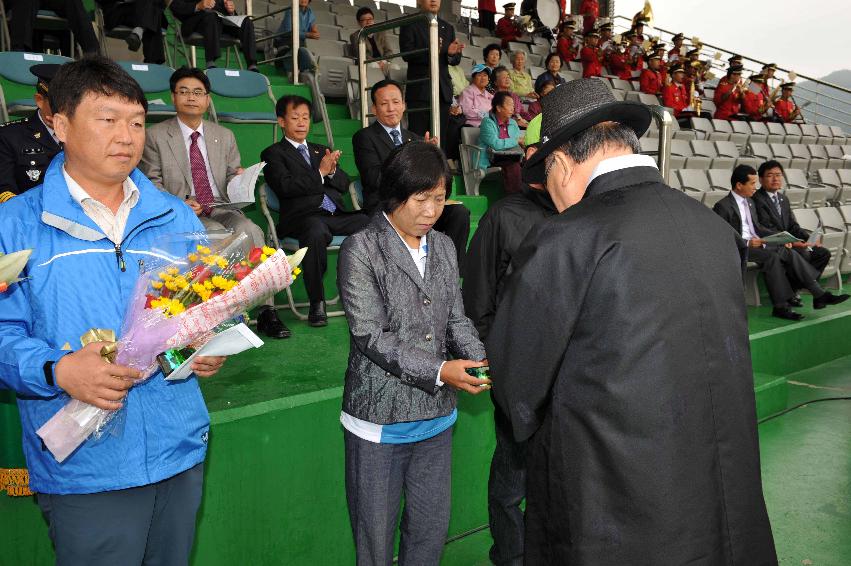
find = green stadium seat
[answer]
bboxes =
[0,51,72,120]
[117,61,177,120]
[205,68,277,124]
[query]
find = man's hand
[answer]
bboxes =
[223,0,236,14]
[196,0,215,10]
[235,166,245,176]
[186,198,203,217]
[526,91,539,99]
[447,40,464,56]
[517,117,528,128]
[440,359,491,394]
[318,149,342,177]
[424,131,440,146]
[749,238,765,248]
[191,356,226,378]
[54,343,140,411]
[449,105,462,116]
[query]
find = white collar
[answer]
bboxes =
[64,165,139,208]
[378,121,401,137]
[177,117,204,140]
[285,136,308,150]
[383,212,428,253]
[36,110,57,140]
[586,154,658,188]
[732,191,750,207]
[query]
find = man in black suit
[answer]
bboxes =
[400,0,465,159]
[99,0,168,64]
[753,160,831,278]
[713,165,847,320]
[261,95,369,327]
[0,65,62,203]
[170,0,258,70]
[352,79,471,269]
[9,0,99,54]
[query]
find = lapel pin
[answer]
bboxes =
[34,132,41,139]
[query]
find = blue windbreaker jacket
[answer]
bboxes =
[0,153,210,494]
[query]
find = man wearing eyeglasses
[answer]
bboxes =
[140,67,292,339]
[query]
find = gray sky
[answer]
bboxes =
[448,0,850,79]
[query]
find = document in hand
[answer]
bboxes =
[762,231,802,245]
[165,322,264,381]
[216,13,248,28]
[214,162,266,209]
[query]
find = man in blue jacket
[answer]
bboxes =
[0,56,226,565]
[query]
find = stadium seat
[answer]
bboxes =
[315,24,344,42]
[831,127,848,144]
[688,140,719,169]
[173,18,242,69]
[95,4,171,67]
[780,169,808,208]
[335,13,359,29]
[728,120,751,148]
[817,169,843,203]
[706,169,732,191]
[766,122,786,144]
[815,124,835,144]
[823,145,847,169]
[677,169,725,206]
[258,183,347,321]
[812,207,845,286]
[470,35,501,48]
[769,143,793,169]
[782,123,803,145]
[714,141,740,167]
[709,119,731,141]
[204,68,277,131]
[348,179,364,211]
[529,43,549,56]
[460,127,501,197]
[700,99,715,115]
[799,124,819,145]
[839,170,851,190]
[610,78,634,91]
[807,145,830,174]
[748,142,773,162]
[787,144,812,172]
[667,114,696,141]
[669,139,692,170]
[317,56,350,98]
[786,168,831,207]
[508,42,528,54]
[746,121,770,144]
[0,51,72,120]
[117,61,176,121]
[610,90,625,101]
[313,11,336,26]
[331,3,358,16]
[690,117,713,140]
[306,39,347,58]
[639,137,658,157]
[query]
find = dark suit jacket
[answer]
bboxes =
[753,187,809,241]
[399,14,461,104]
[170,0,230,20]
[0,114,61,197]
[352,121,421,213]
[260,139,350,232]
[712,192,774,242]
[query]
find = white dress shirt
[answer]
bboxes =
[177,118,222,199]
[65,167,140,244]
[732,191,758,240]
[379,121,403,145]
[586,153,659,188]
[37,110,59,145]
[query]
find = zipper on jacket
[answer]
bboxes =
[111,209,173,273]
[114,243,126,272]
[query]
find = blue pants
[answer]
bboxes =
[37,463,204,566]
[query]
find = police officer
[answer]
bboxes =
[0,64,61,203]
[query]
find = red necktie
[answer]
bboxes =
[190,131,214,215]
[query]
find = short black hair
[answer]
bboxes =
[758,160,784,177]
[492,65,509,81]
[731,164,757,188]
[356,7,374,21]
[550,122,640,166]
[49,55,147,117]
[275,94,312,118]
[370,78,403,104]
[483,43,502,60]
[491,90,513,113]
[170,66,210,93]
[535,77,555,95]
[543,52,561,70]
[379,142,451,213]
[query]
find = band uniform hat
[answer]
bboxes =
[686,48,700,57]
[585,30,601,38]
[648,53,662,61]
[727,54,743,63]
[781,82,795,89]
[599,22,613,30]
[522,80,652,185]
[672,32,685,41]
[30,63,60,95]
[670,63,686,74]
[749,74,765,83]
[503,2,516,8]
[727,64,744,74]
[762,62,778,70]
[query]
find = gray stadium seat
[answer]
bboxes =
[709,119,731,141]
[714,141,740,167]
[610,78,634,91]
[688,140,719,169]
[812,207,845,286]
[335,13,359,28]
[669,139,692,170]
[313,11,336,26]
[799,124,819,145]
[460,127,501,196]
[701,99,716,115]
[306,39,347,58]
[823,145,847,169]
[748,142,773,161]
[766,122,786,144]
[677,169,726,207]
[690,117,713,140]
[728,120,751,148]
[837,169,851,190]
[815,124,834,145]
[807,145,829,174]
[769,143,793,169]
[706,169,732,191]
[747,121,770,144]
[787,144,811,172]
[782,123,803,145]
[830,126,847,144]
[817,169,843,203]
[782,169,809,208]
[317,56,351,97]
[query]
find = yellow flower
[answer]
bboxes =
[174,276,189,290]
[262,246,276,257]
[192,282,212,302]
[158,271,170,281]
[197,245,210,254]
[204,280,214,290]
[164,279,178,292]
[188,253,198,262]
[211,275,230,290]
[293,267,302,276]
[167,267,179,276]
[260,254,268,262]
[151,281,164,290]
[216,257,228,269]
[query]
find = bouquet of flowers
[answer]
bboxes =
[0,249,32,293]
[37,232,305,463]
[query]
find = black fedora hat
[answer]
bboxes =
[522,80,652,184]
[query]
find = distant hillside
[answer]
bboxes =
[796,70,851,134]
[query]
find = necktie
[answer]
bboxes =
[301,144,337,214]
[368,36,380,57]
[390,129,402,146]
[189,131,214,215]
[771,194,782,218]
[743,200,757,238]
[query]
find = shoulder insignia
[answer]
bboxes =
[0,191,15,203]
[0,117,26,128]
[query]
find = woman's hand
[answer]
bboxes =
[440,359,491,394]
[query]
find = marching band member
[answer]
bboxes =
[662,64,690,122]
[774,82,802,123]
[743,75,771,122]
[639,53,664,95]
[580,31,603,78]
[714,64,745,120]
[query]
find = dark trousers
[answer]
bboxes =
[10,0,100,53]
[37,463,204,566]
[102,0,167,63]
[179,10,257,66]
[406,102,463,160]
[344,428,453,566]
[488,406,527,566]
[479,10,496,32]
[288,211,370,304]
[749,245,822,307]
[797,246,831,278]
[435,203,471,272]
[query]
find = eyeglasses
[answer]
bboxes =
[175,88,208,98]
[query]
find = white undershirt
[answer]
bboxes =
[586,153,659,188]
[732,191,758,240]
[65,167,140,244]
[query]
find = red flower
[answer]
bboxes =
[192,265,213,283]
[145,294,155,308]
[233,264,253,281]
[248,247,263,264]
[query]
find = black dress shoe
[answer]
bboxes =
[772,307,805,321]
[308,300,328,327]
[125,31,142,52]
[788,296,803,307]
[256,307,292,339]
[813,291,850,309]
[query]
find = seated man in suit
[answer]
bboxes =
[352,79,471,269]
[9,0,99,54]
[99,0,168,64]
[713,165,847,320]
[261,95,370,327]
[170,0,258,70]
[141,67,289,339]
[753,160,831,278]
[350,7,390,75]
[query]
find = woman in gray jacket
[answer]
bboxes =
[337,142,490,566]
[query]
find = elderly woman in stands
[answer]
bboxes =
[535,52,566,92]
[479,91,524,194]
[492,66,531,126]
[459,64,494,127]
[507,51,537,100]
[338,141,489,566]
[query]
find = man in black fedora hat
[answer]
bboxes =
[487,79,778,565]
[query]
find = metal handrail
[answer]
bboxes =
[649,106,674,183]
[355,12,441,138]
[300,71,334,150]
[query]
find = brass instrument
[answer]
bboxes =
[689,80,702,114]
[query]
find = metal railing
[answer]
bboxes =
[355,12,441,138]
[649,106,674,183]
[611,15,851,131]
